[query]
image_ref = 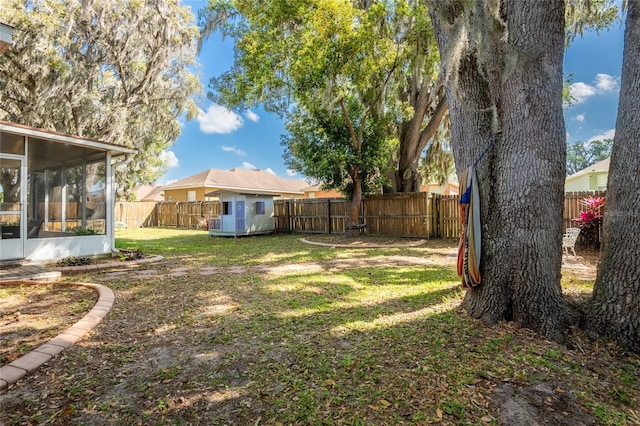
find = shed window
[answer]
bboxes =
[222,201,232,215]
[255,201,265,215]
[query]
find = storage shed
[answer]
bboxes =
[206,190,275,237]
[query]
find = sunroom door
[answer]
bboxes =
[0,155,24,261]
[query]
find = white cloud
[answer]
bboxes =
[264,168,275,175]
[241,161,257,170]
[245,109,260,122]
[286,169,298,177]
[574,113,585,123]
[159,150,179,168]
[221,145,246,156]
[570,73,619,104]
[570,82,597,103]
[164,179,178,185]
[588,128,615,143]
[197,104,243,134]
[595,73,618,92]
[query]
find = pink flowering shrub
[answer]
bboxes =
[575,196,605,248]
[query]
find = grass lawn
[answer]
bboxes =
[1,228,638,425]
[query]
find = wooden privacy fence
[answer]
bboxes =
[274,193,461,238]
[114,201,157,228]
[115,191,605,238]
[114,201,220,229]
[273,191,606,239]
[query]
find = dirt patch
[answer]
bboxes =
[491,381,597,425]
[574,245,601,269]
[0,284,96,364]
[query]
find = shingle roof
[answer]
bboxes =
[132,184,164,201]
[567,157,610,179]
[162,168,308,195]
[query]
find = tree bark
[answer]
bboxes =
[394,83,448,193]
[588,1,640,353]
[348,167,363,236]
[430,0,569,341]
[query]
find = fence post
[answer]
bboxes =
[438,195,445,238]
[286,201,291,233]
[327,199,332,234]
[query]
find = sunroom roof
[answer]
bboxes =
[0,120,136,156]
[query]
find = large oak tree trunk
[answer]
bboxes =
[430,0,570,341]
[588,2,640,353]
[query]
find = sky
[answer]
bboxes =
[158,4,627,186]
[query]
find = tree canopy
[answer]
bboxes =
[281,101,391,199]
[202,0,413,225]
[566,139,613,176]
[0,0,202,195]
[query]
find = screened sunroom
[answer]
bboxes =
[0,121,136,262]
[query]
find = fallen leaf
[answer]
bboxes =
[436,408,443,419]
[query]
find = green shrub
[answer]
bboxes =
[55,256,92,266]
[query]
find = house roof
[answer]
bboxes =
[1,22,13,55]
[0,120,137,156]
[132,184,164,202]
[301,184,324,192]
[567,157,610,180]
[164,168,308,196]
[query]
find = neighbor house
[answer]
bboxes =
[0,121,136,262]
[131,183,164,202]
[302,184,343,199]
[565,157,609,192]
[421,181,459,195]
[162,168,307,202]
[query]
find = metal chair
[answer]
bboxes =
[562,227,581,256]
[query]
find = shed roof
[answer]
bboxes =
[164,168,308,195]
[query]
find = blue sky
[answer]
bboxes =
[158,6,626,185]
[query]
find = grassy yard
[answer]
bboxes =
[1,228,638,425]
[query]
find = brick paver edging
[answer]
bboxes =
[50,255,164,273]
[0,280,115,392]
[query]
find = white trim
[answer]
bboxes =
[0,121,136,155]
[106,153,114,252]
